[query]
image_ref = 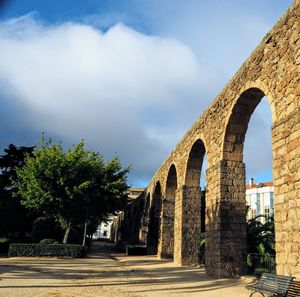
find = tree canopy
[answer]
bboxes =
[0,144,34,237]
[14,137,130,244]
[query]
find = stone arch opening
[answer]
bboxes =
[186,139,207,264]
[139,193,151,245]
[158,164,177,259]
[185,140,207,265]
[185,139,206,186]
[130,195,145,245]
[223,88,266,162]
[147,182,162,255]
[219,87,274,276]
[173,139,207,265]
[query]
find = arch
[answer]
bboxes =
[147,181,162,255]
[239,80,276,122]
[217,86,274,275]
[166,164,177,191]
[222,87,267,162]
[139,193,151,244]
[165,165,177,210]
[173,139,207,266]
[158,164,177,258]
[185,139,207,186]
[130,195,146,245]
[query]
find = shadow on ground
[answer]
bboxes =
[0,241,249,296]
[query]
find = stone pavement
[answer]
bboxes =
[0,241,252,297]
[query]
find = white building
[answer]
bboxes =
[93,217,114,240]
[93,188,145,240]
[127,188,145,200]
[246,178,274,223]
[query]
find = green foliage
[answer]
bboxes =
[0,144,35,238]
[0,237,9,243]
[199,232,205,264]
[39,238,59,244]
[14,135,130,244]
[8,243,86,257]
[246,206,275,274]
[247,213,275,257]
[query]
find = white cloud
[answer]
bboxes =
[0,14,217,185]
[0,11,275,186]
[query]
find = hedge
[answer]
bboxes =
[8,243,87,258]
[39,238,59,244]
[126,245,147,255]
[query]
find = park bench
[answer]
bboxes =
[287,280,300,297]
[246,272,294,297]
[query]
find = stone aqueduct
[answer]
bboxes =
[112,0,300,277]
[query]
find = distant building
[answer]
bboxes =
[93,217,114,240]
[246,178,274,223]
[93,188,145,240]
[127,188,145,200]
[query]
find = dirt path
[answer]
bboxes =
[0,242,251,297]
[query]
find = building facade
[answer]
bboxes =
[93,188,145,240]
[93,217,114,240]
[246,178,274,223]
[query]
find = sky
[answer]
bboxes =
[0,0,293,187]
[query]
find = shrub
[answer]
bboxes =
[8,243,87,258]
[39,239,59,244]
[126,245,147,255]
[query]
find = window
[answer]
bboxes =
[270,192,274,209]
[265,207,274,220]
[256,193,261,216]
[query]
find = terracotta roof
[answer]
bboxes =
[246,181,273,190]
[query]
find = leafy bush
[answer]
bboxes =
[39,238,60,244]
[246,253,275,275]
[8,243,87,258]
[246,208,275,275]
[199,232,205,264]
[0,237,9,243]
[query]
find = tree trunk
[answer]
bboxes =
[63,227,71,244]
[82,221,88,246]
[82,206,89,246]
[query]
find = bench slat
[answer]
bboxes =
[246,273,294,296]
[287,280,300,297]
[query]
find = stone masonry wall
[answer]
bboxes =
[115,1,300,277]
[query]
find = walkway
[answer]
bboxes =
[0,241,251,297]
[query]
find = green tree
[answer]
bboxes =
[0,144,35,238]
[246,206,275,274]
[14,137,129,244]
[246,206,275,256]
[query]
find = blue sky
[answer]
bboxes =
[0,0,293,187]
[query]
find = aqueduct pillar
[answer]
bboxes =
[173,185,202,265]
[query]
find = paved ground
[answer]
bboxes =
[0,242,252,297]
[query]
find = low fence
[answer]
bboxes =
[246,253,276,275]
